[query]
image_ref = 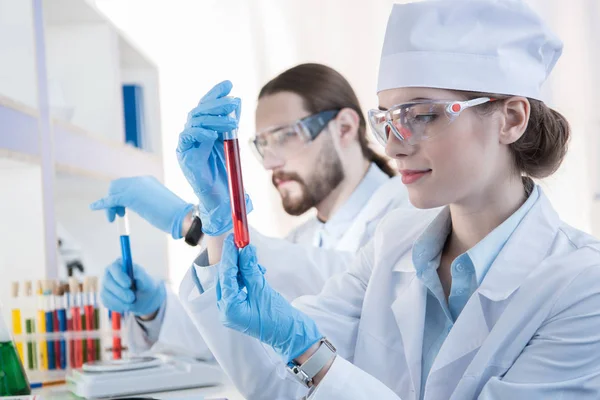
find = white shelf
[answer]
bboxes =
[0,0,166,289]
[43,0,159,147]
[53,119,164,181]
[0,97,164,180]
[0,96,40,162]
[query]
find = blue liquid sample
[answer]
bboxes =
[57,309,67,370]
[44,312,55,370]
[120,235,136,293]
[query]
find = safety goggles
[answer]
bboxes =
[367,97,495,146]
[249,110,340,162]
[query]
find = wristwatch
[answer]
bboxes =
[287,338,336,388]
[184,206,204,247]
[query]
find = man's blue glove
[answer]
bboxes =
[89,176,194,239]
[216,234,322,362]
[101,259,166,316]
[177,80,252,236]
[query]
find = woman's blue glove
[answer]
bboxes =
[89,176,194,239]
[177,80,252,236]
[216,234,322,362]
[101,259,166,316]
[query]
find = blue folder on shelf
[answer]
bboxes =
[122,84,145,149]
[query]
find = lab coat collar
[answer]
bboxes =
[477,187,559,301]
[467,184,540,286]
[392,207,448,273]
[393,186,558,300]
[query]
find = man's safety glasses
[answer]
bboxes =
[249,110,340,162]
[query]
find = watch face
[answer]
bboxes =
[185,216,203,246]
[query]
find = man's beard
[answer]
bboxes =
[272,141,345,216]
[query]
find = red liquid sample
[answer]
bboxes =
[112,313,122,360]
[52,310,60,369]
[67,318,74,368]
[224,138,250,248]
[71,306,83,368]
[84,305,95,362]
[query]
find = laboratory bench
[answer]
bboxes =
[33,380,246,400]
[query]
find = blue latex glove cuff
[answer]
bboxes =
[172,203,195,240]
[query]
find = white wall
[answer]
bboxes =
[524,0,599,234]
[45,23,125,142]
[0,0,37,108]
[0,160,46,308]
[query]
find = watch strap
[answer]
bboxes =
[301,339,335,379]
[288,338,336,388]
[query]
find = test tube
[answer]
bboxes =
[68,278,83,369]
[113,212,133,361]
[55,283,67,370]
[51,281,61,370]
[83,277,95,363]
[111,312,122,360]
[41,281,56,371]
[23,281,37,371]
[65,283,74,369]
[10,282,24,365]
[223,110,250,248]
[79,282,87,362]
[36,281,48,370]
[91,277,101,361]
[116,211,135,292]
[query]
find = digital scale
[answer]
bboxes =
[66,355,224,399]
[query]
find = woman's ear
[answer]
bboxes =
[498,96,530,145]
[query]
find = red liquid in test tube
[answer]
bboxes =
[69,278,84,369]
[224,111,250,248]
[72,307,82,367]
[83,277,95,362]
[84,305,95,362]
[112,312,122,360]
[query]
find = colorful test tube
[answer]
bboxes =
[36,280,48,370]
[69,278,83,368]
[23,281,37,371]
[10,282,24,364]
[43,280,56,370]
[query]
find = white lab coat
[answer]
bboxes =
[180,188,600,399]
[126,175,409,357]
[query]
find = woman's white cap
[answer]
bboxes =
[377,0,563,100]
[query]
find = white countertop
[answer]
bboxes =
[33,381,245,400]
